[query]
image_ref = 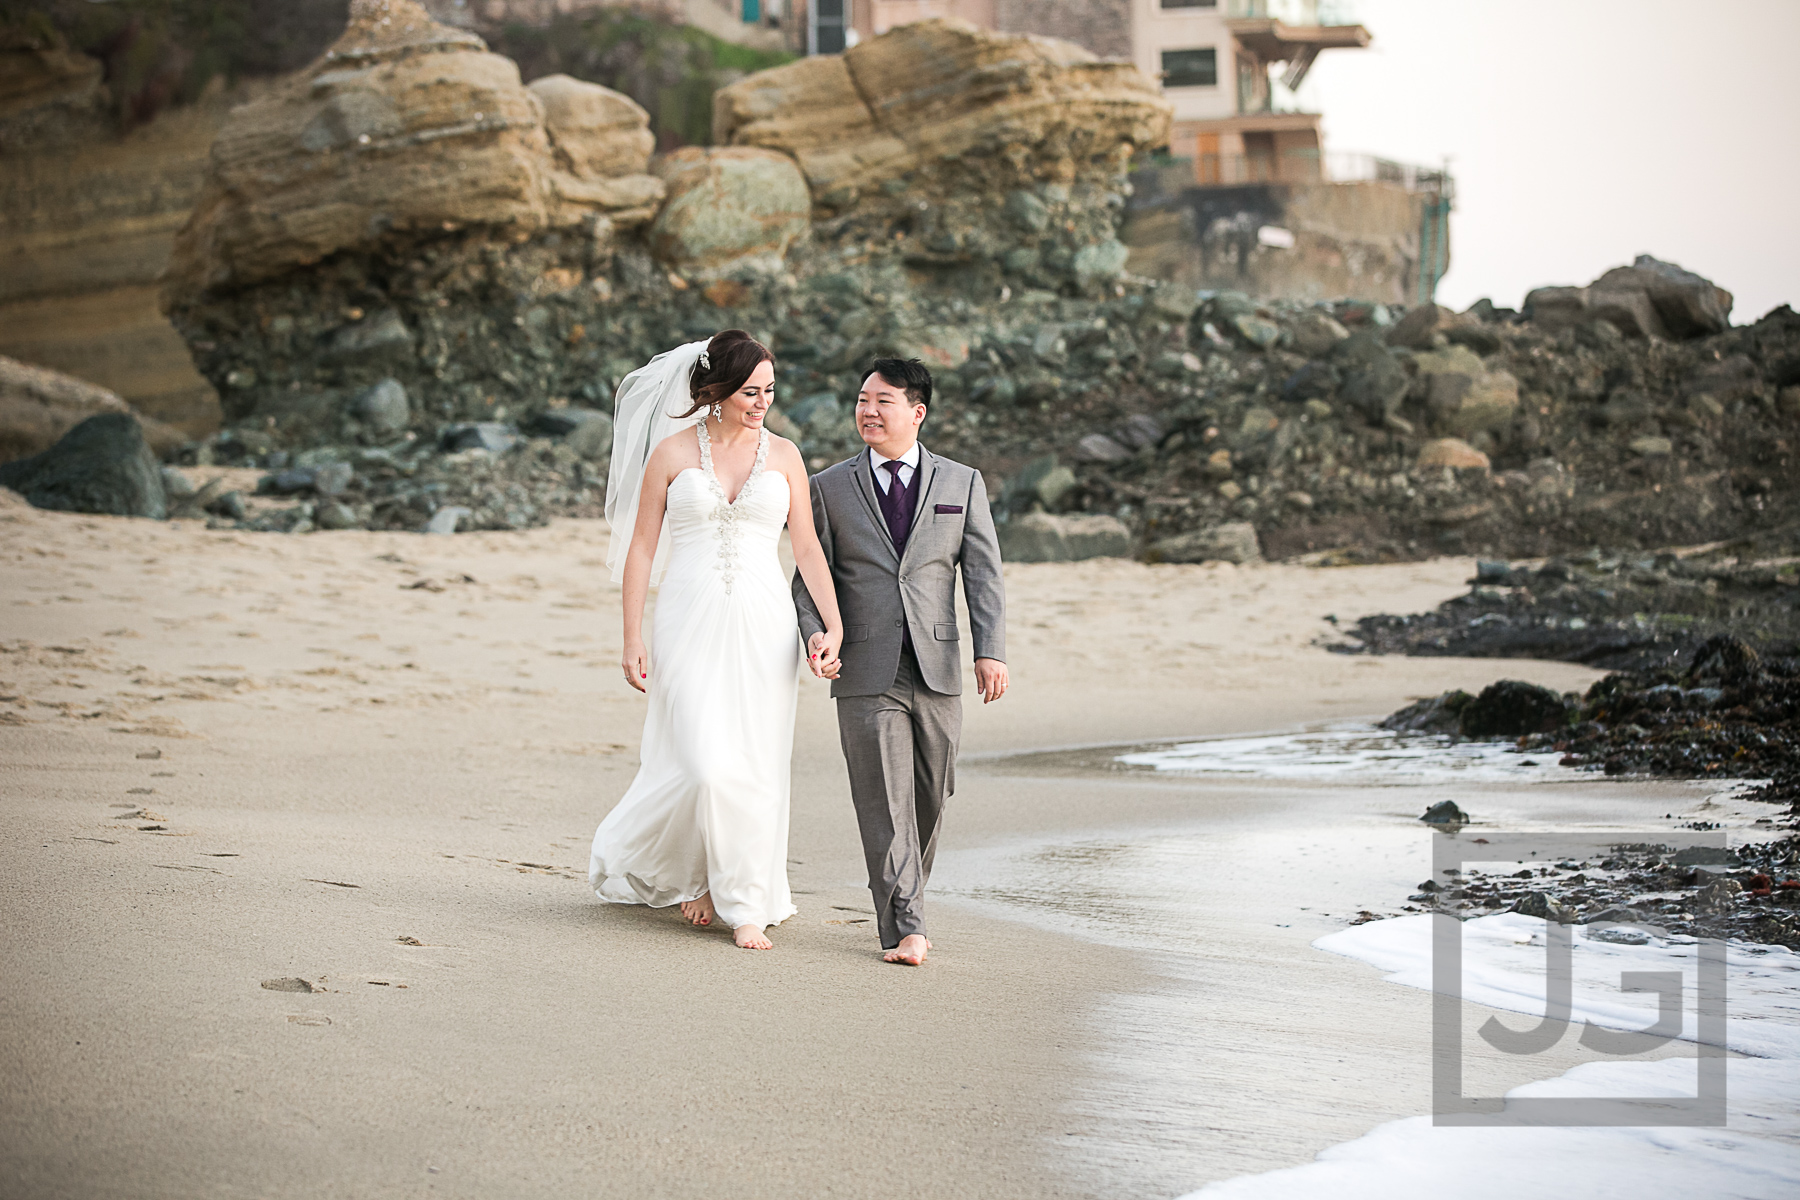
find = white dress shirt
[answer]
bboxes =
[868,443,921,494]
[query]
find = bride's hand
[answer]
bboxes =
[621,640,650,692]
[808,630,843,680]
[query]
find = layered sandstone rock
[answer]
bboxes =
[715,18,1171,203]
[163,0,660,298]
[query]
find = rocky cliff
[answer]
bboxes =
[140,5,1797,557]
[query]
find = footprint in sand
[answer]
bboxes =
[286,1014,331,1026]
[261,977,314,993]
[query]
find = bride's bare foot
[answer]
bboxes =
[734,924,772,950]
[883,934,930,966]
[679,893,715,927]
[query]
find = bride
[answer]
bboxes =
[589,330,844,950]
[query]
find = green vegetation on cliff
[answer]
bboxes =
[490,10,794,149]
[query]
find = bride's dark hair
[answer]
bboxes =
[678,329,774,419]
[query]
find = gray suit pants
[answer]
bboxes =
[836,652,961,950]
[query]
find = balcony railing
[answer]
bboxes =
[1176,151,1454,196]
[1325,152,1456,199]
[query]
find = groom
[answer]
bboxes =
[793,358,1008,966]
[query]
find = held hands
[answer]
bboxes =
[807,630,843,680]
[621,639,650,693]
[974,657,1009,704]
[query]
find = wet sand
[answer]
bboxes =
[2,497,1621,1198]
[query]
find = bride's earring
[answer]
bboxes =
[710,402,722,423]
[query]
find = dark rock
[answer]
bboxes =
[1511,891,1577,923]
[0,413,167,519]
[205,490,247,521]
[1458,680,1571,738]
[1420,799,1469,824]
[1332,334,1409,427]
[1381,690,1473,736]
[315,501,359,530]
[442,423,518,455]
[259,468,317,495]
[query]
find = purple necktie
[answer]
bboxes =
[879,459,913,552]
[880,459,913,656]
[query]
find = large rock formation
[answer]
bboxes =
[158,12,1172,445]
[0,23,227,434]
[715,19,1169,274]
[163,0,661,297]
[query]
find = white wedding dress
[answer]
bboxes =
[589,422,801,931]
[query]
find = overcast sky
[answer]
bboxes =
[1295,0,1799,322]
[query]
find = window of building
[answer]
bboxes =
[1160,0,1219,9]
[1161,48,1218,88]
[812,0,846,54]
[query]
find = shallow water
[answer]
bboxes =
[941,728,1781,1199]
[1117,725,1589,785]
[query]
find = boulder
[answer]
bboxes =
[528,74,665,228]
[1458,680,1569,738]
[1290,310,1350,358]
[1385,302,1462,350]
[998,512,1132,562]
[648,147,811,279]
[1074,433,1131,464]
[0,413,167,518]
[350,378,410,438]
[1332,334,1409,428]
[1152,521,1262,565]
[1416,438,1490,471]
[1511,892,1578,924]
[1523,255,1733,341]
[1420,799,1469,825]
[0,355,184,465]
[161,0,656,298]
[1382,690,1474,735]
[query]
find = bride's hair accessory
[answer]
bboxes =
[676,329,773,421]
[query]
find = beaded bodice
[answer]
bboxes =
[663,423,785,596]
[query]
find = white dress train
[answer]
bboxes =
[589,424,801,931]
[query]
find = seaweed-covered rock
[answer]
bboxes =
[0,412,166,518]
[1456,680,1570,738]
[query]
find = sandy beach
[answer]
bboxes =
[3,494,1690,1199]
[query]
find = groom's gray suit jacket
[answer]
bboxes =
[793,445,1005,697]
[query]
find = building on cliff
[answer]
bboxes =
[812,0,1452,307]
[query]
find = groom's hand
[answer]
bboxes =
[974,658,1008,704]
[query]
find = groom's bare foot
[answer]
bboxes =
[734,924,773,950]
[680,893,715,927]
[883,935,930,966]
